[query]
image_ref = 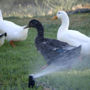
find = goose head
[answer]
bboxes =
[25,19,43,29]
[26,19,44,38]
[52,11,69,28]
[52,11,69,20]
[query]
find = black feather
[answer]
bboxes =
[0,32,7,38]
[29,19,81,65]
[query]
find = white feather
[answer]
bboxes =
[56,11,90,55]
[0,10,29,42]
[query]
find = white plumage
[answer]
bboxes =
[0,10,29,47]
[53,11,90,55]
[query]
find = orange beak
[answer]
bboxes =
[52,16,58,20]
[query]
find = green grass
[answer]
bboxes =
[0,13,90,90]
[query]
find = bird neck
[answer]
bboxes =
[60,14,69,30]
[36,25,44,39]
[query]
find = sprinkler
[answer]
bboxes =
[28,75,35,88]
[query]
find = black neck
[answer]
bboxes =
[36,25,44,39]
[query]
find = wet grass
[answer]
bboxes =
[0,13,90,90]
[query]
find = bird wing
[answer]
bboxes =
[38,39,81,65]
[69,30,90,41]
[45,38,76,51]
[0,10,3,20]
[60,30,90,45]
[36,38,81,65]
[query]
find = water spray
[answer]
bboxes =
[28,64,65,88]
[28,51,81,88]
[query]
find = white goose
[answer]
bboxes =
[52,11,90,55]
[0,10,29,47]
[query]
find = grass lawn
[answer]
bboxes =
[0,13,90,90]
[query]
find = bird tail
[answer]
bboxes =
[0,9,3,20]
[4,32,7,37]
[0,33,7,38]
[73,45,81,54]
[68,45,81,59]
